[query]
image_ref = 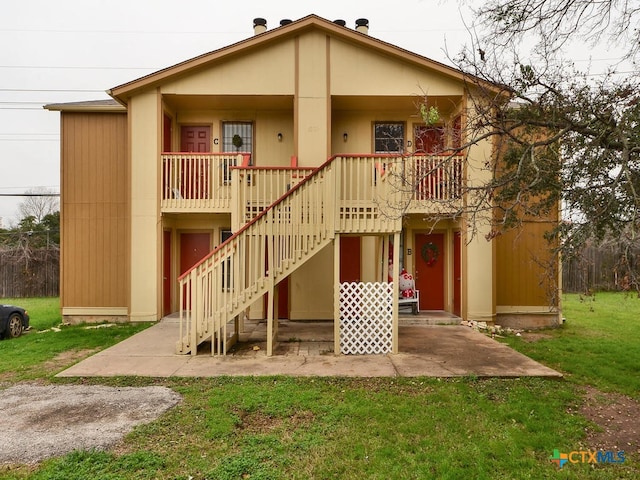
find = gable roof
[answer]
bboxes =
[108,14,487,105]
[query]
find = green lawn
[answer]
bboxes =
[0,294,638,479]
[502,292,640,398]
[0,297,151,382]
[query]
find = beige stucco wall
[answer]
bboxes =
[330,38,463,96]
[289,244,333,319]
[296,32,330,166]
[162,41,296,95]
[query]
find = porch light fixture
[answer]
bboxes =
[277,132,283,142]
[343,132,348,142]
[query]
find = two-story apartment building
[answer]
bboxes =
[46,15,560,356]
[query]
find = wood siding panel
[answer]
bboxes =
[61,112,128,309]
[496,221,558,307]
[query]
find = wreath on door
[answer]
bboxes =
[421,242,439,267]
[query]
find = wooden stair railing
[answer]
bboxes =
[176,157,337,355]
[174,154,459,355]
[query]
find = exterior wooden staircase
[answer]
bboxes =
[175,154,461,355]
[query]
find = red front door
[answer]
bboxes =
[340,236,361,282]
[163,230,172,316]
[415,233,445,310]
[180,233,211,309]
[163,114,172,152]
[180,233,211,275]
[453,231,461,316]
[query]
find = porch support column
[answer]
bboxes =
[266,287,275,357]
[465,230,495,323]
[129,90,161,322]
[382,236,390,282]
[465,99,496,323]
[333,234,341,355]
[392,232,400,354]
[266,210,276,356]
[273,283,280,341]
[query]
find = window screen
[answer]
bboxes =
[223,122,253,154]
[375,122,405,153]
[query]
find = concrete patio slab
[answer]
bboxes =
[57,315,562,379]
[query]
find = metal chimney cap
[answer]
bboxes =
[355,18,369,27]
[333,19,346,27]
[253,18,267,27]
[280,19,292,26]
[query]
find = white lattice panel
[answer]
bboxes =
[339,282,393,354]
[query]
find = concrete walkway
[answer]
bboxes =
[57,315,562,378]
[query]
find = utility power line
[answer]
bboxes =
[0,193,60,197]
[0,88,105,93]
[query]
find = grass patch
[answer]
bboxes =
[4,376,627,479]
[0,297,151,382]
[502,292,640,398]
[2,297,61,331]
[0,294,638,478]
[27,450,167,480]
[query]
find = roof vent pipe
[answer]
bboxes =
[280,19,292,26]
[333,19,346,27]
[253,18,267,35]
[355,18,369,34]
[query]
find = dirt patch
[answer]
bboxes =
[235,409,315,434]
[0,384,182,465]
[0,349,99,385]
[519,332,554,343]
[579,386,640,458]
[42,348,100,372]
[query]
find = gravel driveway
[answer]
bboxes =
[0,384,182,464]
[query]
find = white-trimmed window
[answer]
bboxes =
[223,122,253,156]
[374,122,405,153]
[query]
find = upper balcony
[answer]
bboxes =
[161,153,464,226]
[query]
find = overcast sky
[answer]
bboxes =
[0,0,627,225]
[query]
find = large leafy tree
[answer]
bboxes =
[448,0,640,290]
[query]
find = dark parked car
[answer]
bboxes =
[0,304,30,339]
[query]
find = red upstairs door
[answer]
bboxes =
[181,126,211,152]
[163,114,172,152]
[180,126,211,199]
[414,125,445,154]
[415,233,445,310]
